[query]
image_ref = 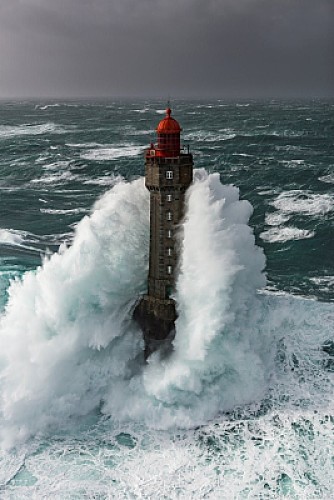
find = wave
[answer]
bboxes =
[0,178,149,447]
[265,213,291,226]
[184,130,237,142]
[121,126,153,136]
[81,145,145,161]
[0,229,41,253]
[319,173,334,184]
[0,171,332,450]
[30,171,79,185]
[83,175,122,186]
[309,276,334,294]
[260,227,315,243]
[35,103,79,111]
[41,161,71,171]
[271,190,334,216]
[66,142,107,148]
[0,123,67,139]
[183,129,304,144]
[132,108,150,114]
[280,159,305,168]
[0,228,72,254]
[0,229,24,246]
[40,208,89,216]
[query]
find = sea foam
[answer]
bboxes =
[0,171,301,446]
[260,227,315,243]
[272,190,334,216]
[0,123,66,139]
[81,145,145,161]
[0,179,149,446]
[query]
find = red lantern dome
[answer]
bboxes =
[156,108,182,134]
[155,108,181,157]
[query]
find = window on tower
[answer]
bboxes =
[167,265,172,275]
[167,211,172,221]
[166,171,173,179]
[167,247,172,256]
[167,229,172,238]
[166,194,172,202]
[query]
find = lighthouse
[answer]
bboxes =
[133,107,193,358]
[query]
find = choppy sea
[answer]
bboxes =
[0,100,333,498]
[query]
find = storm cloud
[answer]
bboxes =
[0,0,333,98]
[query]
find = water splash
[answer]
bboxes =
[0,171,332,454]
[0,178,149,447]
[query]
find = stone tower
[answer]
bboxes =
[133,107,193,358]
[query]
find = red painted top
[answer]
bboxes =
[146,107,182,158]
[156,108,182,134]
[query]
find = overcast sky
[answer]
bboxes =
[0,0,333,99]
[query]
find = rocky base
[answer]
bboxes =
[133,295,177,359]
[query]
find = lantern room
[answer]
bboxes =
[147,108,182,158]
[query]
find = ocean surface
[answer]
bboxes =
[0,99,333,498]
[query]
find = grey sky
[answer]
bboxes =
[0,0,333,98]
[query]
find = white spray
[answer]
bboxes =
[0,179,149,446]
[0,171,275,446]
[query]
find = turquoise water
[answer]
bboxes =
[0,100,333,498]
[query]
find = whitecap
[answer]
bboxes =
[30,171,78,185]
[40,208,89,215]
[260,227,315,243]
[42,161,71,171]
[265,212,291,226]
[0,229,40,252]
[36,103,79,110]
[280,159,306,167]
[272,190,334,216]
[319,173,334,184]
[232,153,254,157]
[124,128,154,136]
[81,145,145,161]
[66,142,107,149]
[133,108,150,113]
[0,229,24,246]
[184,130,236,142]
[0,123,67,139]
[83,175,122,186]
[309,276,334,288]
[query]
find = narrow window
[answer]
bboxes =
[166,170,173,179]
[167,247,172,256]
[167,265,172,275]
[166,194,172,202]
[167,211,172,221]
[167,229,172,238]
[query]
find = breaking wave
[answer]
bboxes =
[0,229,41,253]
[80,145,145,161]
[0,123,67,139]
[0,229,24,246]
[260,227,315,243]
[271,190,334,216]
[0,171,332,452]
